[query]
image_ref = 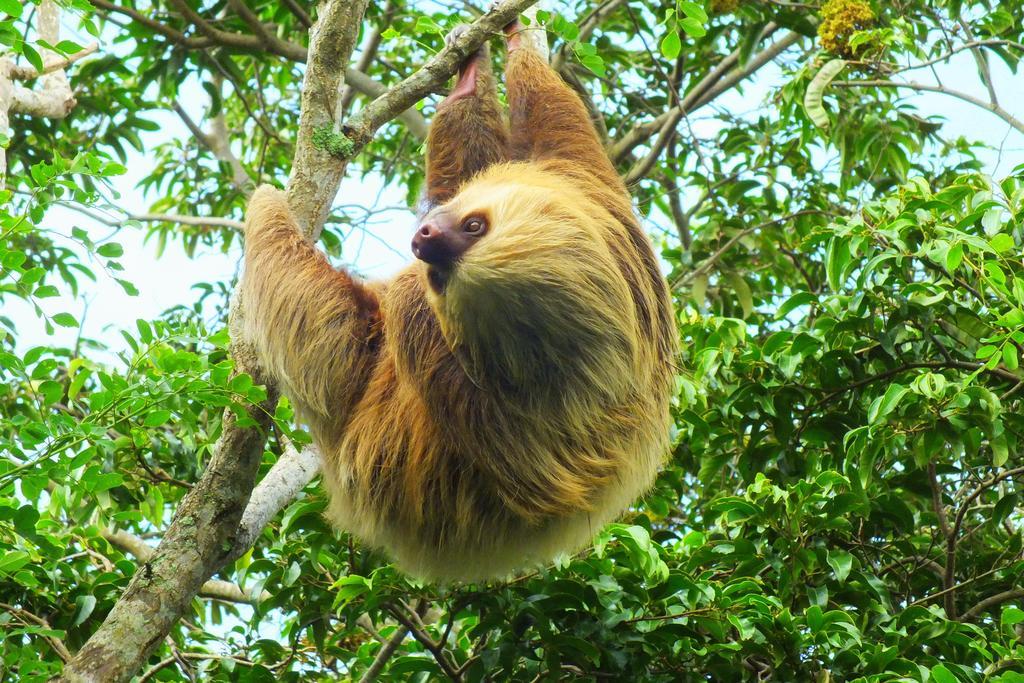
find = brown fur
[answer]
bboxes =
[241,39,678,582]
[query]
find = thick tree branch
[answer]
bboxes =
[226,442,322,563]
[343,67,429,140]
[339,1,395,117]
[0,0,85,179]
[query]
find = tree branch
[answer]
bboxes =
[960,588,1024,622]
[955,17,998,106]
[358,624,411,683]
[131,213,244,231]
[623,28,804,182]
[100,529,266,604]
[91,0,427,140]
[339,1,395,117]
[9,43,99,81]
[171,100,249,192]
[928,463,952,539]
[0,602,72,662]
[833,79,1024,135]
[945,466,1024,618]
[226,441,322,563]
[672,210,828,289]
[611,23,792,163]
[386,603,460,682]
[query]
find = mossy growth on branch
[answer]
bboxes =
[312,126,356,159]
[817,0,875,57]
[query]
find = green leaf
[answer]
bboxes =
[804,59,847,130]
[679,1,709,22]
[97,243,123,258]
[143,410,171,427]
[992,434,1009,467]
[68,367,90,400]
[413,15,441,34]
[21,43,43,73]
[2,249,25,268]
[39,380,63,404]
[826,549,853,583]
[679,17,706,37]
[868,383,908,424]
[52,312,77,328]
[117,278,139,296]
[579,53,606,77]
[660,30,681,60]
[20,267,45,285]
[0,551,30,575]
[826,236,851,291]
[332,575,370,607]
[1002,606,1024,628]
[55,39,84,54]
[989,232,1014,253]
[0,0,24,17]
[946,242,964,272]
[74,595,97,626]
[976,345,998,359]
[1002,344,1018,371]
[777,292,818,319]
[930,664,959,683]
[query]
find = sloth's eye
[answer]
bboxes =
[462,217,487,235]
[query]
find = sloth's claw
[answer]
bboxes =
[445,24,470,49]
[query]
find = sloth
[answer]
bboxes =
[240,23,677,581]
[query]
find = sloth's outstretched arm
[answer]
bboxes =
[240,186,380,439]
[504,26,623,195]
[424,30,510,208]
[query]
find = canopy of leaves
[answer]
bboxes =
[2,0,1024,681]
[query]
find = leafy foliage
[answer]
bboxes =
[3,0,1024,681]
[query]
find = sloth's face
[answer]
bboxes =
[412,203,493,293]
[415,171,641,393]
[414,170,597,295]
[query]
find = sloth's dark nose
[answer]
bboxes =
[412,215,470,266]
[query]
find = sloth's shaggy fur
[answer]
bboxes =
[241,42,677,581]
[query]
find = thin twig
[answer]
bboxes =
[386,603,461,682]
[944,466,1024,617]
[0,602,72,661]
[833,80,1024,134]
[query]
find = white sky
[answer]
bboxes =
[6,24,1024,359]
